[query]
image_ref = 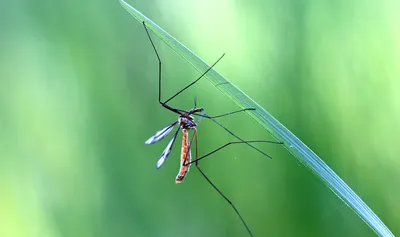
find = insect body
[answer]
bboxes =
[146,109,202,183]
[176,128,191,183]
[176,114,198,183]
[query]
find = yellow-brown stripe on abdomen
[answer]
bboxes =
[176,129,191,183]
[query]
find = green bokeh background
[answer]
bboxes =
[1,0,399,236]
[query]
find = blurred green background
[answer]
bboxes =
[1,0,399,236]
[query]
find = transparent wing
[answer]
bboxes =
[196,111,205,125]
[145,121,178,145]
[156,128,180,169]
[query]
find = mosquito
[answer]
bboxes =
[142,22,282,237]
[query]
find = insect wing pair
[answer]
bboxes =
[145,120,179,169]
[145,116,200,183]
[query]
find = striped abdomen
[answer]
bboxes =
[176,129,191,183]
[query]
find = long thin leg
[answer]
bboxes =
[196,108,255,119]
[142,22,162,103]
[196,113,282,158]
[192,129,254,237]
[142,22,182,115]
[163,53,225,104]
[187,140,281,166]
[185,128,197,161]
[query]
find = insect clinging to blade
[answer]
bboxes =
[142,21,282,237]
[145,103,203,183]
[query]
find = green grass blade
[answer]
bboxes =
[118,1,394,236]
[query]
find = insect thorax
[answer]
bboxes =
[179,116,196,129]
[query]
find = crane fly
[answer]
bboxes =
[145,106,202,183]
[142,21,282,237]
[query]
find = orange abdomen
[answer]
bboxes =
[176,129,191,183]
